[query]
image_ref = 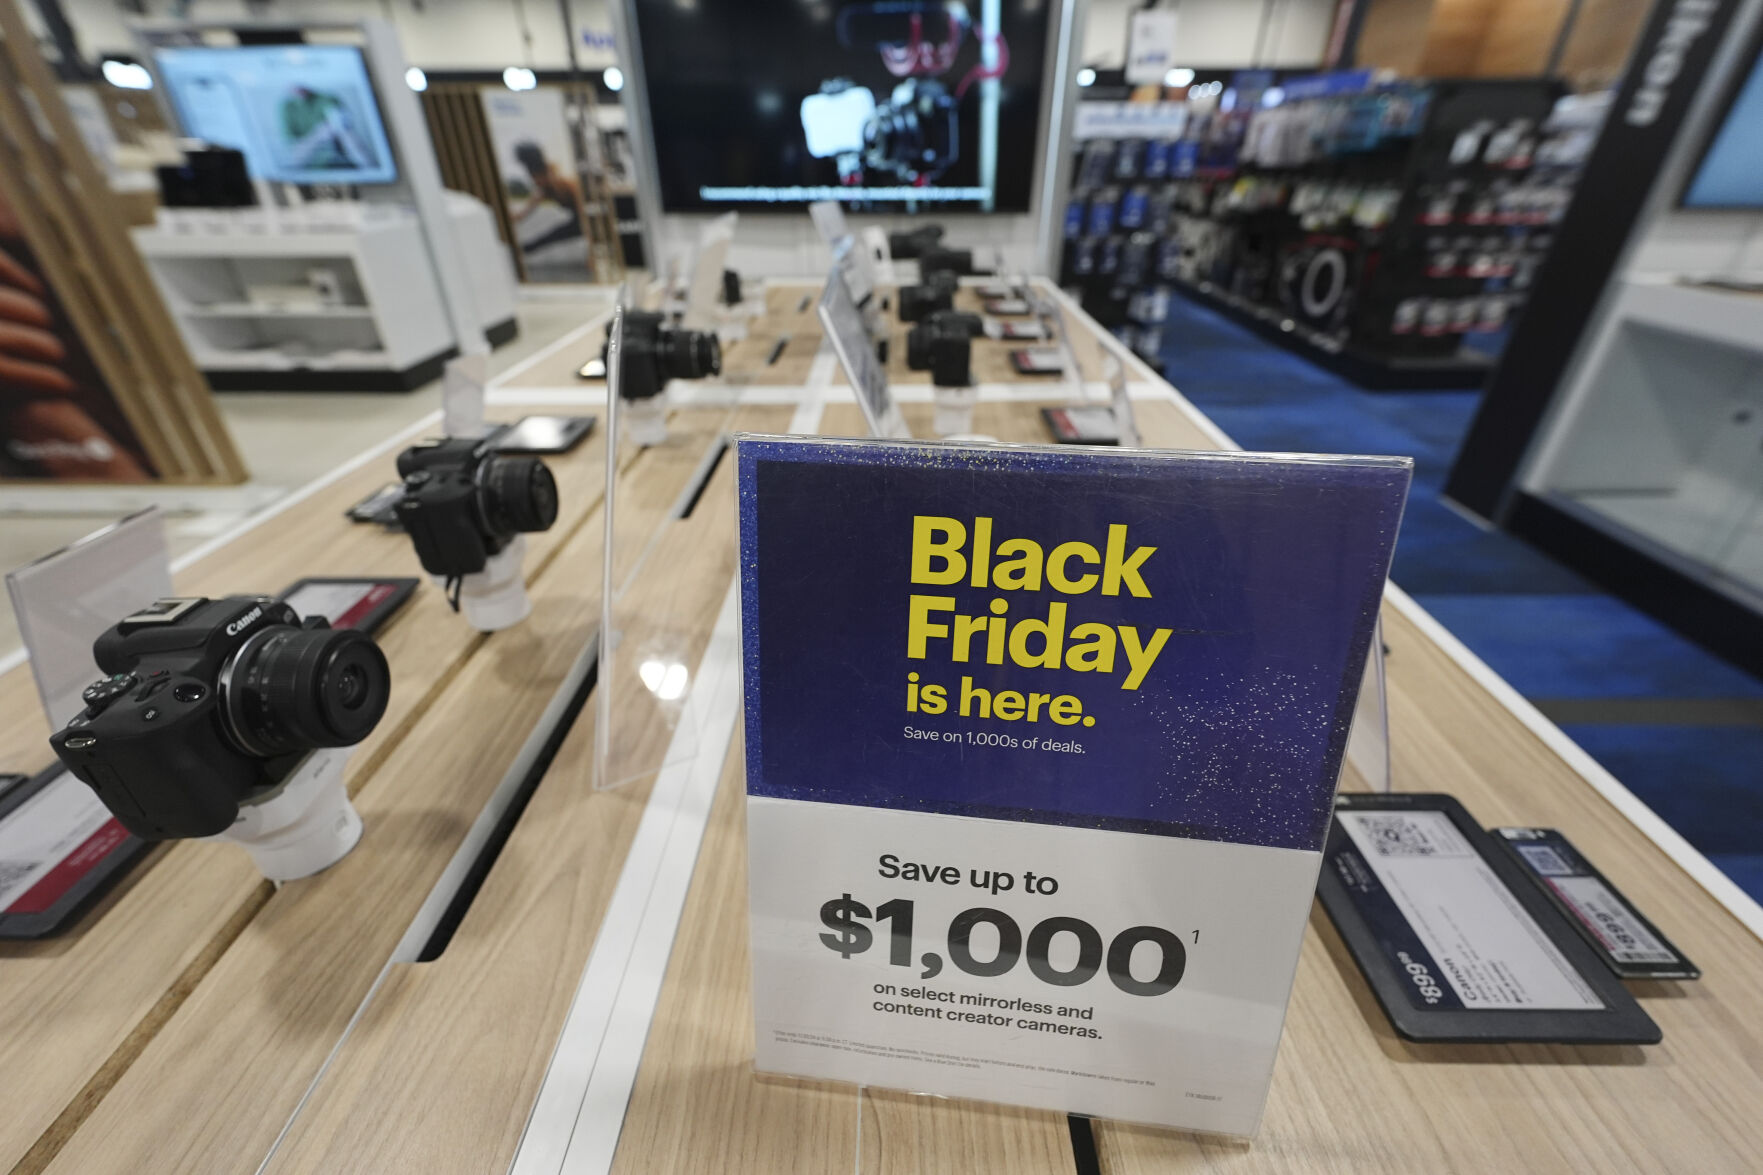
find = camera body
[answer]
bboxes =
[898,270,958,322]
[395,438,559,578]
[906,310,982,387]
[49,597,390,840]
[617,309,722,402]
[888,224,945,259]
[919,245,978,278]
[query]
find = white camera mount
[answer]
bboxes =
[932,384,979,438]
[207,745,361,882]
[444,533,532,632]
[624,393,670,447]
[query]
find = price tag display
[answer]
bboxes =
[737,435,1410,1134]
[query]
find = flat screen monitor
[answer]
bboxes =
[155,45,398,186]
[629,0,1050,213]
[1682,44,1763,209]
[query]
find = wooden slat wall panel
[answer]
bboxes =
[0,0,245,483]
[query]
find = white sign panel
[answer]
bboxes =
[1126,11,1181,85]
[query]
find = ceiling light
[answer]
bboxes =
[503,66,537,92]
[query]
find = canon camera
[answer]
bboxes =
[49,597,391,840]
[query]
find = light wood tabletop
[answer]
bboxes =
[5,280,1761,1175]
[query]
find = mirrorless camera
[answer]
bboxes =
[889,224,944,259]
[49,597,390,841]
[615,309,722,402]
[919,244,979,278]
[899,270,958,322]
[395,438,559,581]
[906,309,982,387]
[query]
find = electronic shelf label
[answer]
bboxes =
[736,435,1409,1135]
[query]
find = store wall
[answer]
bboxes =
[1081,0,1335,69]
[63,0,620,69]
[1352,0,1650,84]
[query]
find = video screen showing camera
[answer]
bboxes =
[631,0,1051,213]
[155,45,398,186]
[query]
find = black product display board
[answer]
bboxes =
[1318,793,1661,1044]
[1059,76,1570,389]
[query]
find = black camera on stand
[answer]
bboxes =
[899,270,958,322]
[906,310,982,387]
[605,309,723,446]
[396,438,559,631]
[888,224,945,259]
[613,310,722,402]
[919,245,979,278]
[49,597,390,879]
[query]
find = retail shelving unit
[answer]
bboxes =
[1061,75,1572,389]
[134,198,518,392]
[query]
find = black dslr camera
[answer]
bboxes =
[907,310,982,387]
[49,597,391,840]
[919,245,979,278]
[395,438,559,580]
[614,309,722,401]
[898,270,958,322]
[888,224,945,259]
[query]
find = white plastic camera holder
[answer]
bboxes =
[206,745,362,882]
[932,385,978,438]
[443,533,532,632]
[624,393,670,447]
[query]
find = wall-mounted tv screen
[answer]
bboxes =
[630,0,1051,213]
[1682,44,1763,209]
[155,45,398,186]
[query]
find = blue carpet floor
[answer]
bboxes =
[1155,294,1763,904]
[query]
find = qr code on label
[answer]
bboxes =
[1516,843,1576,877]
[1351,813,1468,858]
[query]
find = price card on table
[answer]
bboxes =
[736,436,1410,1135]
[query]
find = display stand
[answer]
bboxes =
[209,746,362,882]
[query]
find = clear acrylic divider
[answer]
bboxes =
[6,507,173,729]
[592,296,739,790]
[1344,611,1392,793]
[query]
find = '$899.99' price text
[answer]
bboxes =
[819,895,1190,995]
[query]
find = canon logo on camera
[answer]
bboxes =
[225,606,264,637]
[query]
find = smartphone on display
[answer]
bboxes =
[346,483,405,527]
[1494,827,1700,980]
[487,415,597,455]
[1010,347,1064,375]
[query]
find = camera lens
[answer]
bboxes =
[221,626,391,757]
[480,454,559,535]
[661,327,722,381]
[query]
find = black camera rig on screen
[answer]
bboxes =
[600,308,723,446]
[395,437,559,632]
[49,596,391,880]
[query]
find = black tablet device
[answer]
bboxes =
[1318,793,1661,1044]
[1041,405,1120,444]
[1494,827,1699,981]
[0,765,150,939]
[346,482,405,527]
[278,577,418,633]
[487,415,596,455]
[1012,347,1065,376]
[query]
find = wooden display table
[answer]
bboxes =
[3,280,1761,1175]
